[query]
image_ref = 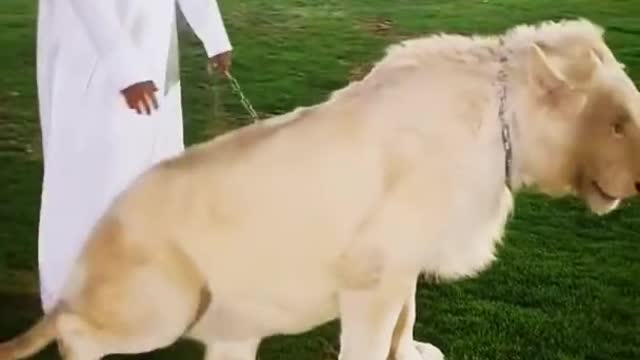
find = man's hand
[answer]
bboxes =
[208,51,232,77]
[121,81,159,115]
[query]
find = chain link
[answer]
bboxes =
[496,50,513,190]
[225,71,260,123]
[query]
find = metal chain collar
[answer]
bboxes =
[496,44,513,190]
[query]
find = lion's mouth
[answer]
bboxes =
[592,181,618,202]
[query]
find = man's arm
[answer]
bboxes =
[176,0,232,58]
[66,0,151,91]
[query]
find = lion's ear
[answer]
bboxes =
[528,43,602,93]
[568,49,601,89]
[527,43,567,93]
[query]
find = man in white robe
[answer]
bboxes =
[36,0,233,312]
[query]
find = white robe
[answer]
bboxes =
[36,0,232,312]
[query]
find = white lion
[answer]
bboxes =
[1,18,639,360]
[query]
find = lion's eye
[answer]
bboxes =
[612,122,625,137]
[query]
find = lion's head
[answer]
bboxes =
[510,20,640,214]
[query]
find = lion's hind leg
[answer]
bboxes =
[58,218,208,358]
[55,259,206,359]
[57,263,207,359]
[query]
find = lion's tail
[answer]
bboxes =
[0,306,60,360]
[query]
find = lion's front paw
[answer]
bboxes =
[413,341,444,360]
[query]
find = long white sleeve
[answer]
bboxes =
[176,0,232,57]
[66,0,151,91]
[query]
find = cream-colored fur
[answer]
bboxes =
[1,18,639,360]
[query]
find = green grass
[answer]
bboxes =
[1,0,639,359]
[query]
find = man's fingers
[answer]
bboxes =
[208,53,232,77]
[217,63,229,77]
[134,101,142,115]
[141,96,152,116]
[143,91,158,114]
[131,95,155,116]
[150,92,159,110]
[122,82,159,116]
[219,58,231,71]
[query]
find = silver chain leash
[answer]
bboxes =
[224,71,260,123]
